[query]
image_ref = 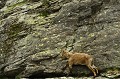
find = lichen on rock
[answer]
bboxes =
[0,0,120,78]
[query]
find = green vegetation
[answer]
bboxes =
[106,67,120,71]
[4,0,27,13]
[39,11,49,17]
[8,23,23,38]
[15,74,21,79]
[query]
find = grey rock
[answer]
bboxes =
[46,76,110,79]
[0,0,120,78]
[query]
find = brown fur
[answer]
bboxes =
[61,49,98,77]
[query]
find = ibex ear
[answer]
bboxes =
[61,48,66,53]
[62,49,66,52]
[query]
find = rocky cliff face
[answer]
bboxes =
[0,0,120,78]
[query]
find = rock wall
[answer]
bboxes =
[0,0,120,78]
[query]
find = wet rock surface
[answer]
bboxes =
[0,0,120,78]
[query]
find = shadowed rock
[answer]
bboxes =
[0,0,120,78]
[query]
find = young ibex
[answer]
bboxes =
[61,49,98,77]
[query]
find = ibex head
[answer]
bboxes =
[61,49,71,59]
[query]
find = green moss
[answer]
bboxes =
[36,15,49,25]
[106,67,120,71]
[7,22,26,39]
[42,0,50,6]
[15,75,21,79]
[11,1,27,8]
[4,1,27,13]
[26,17,36,24]
[39,0,52,17]
[39,11,49,17]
